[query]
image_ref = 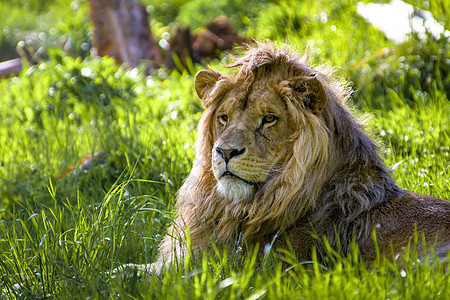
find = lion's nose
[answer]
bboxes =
[216,147,246,163]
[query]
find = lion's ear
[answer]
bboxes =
[289,74,327,116]
[194,70,221,107]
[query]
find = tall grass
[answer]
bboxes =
[0,0,449,298]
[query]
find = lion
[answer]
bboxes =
[155,42,450,271]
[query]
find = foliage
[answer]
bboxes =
[350,31,450,112]
[0,0,449,298]
[0,0,91,61]
[406,0,450,30]
[141,0,188,27]
[247,0,392,70]
[141,0,270,32]
[174,0,268,32]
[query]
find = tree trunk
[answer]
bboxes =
[88,0,162,69]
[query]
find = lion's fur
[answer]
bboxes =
[156,42,450,268]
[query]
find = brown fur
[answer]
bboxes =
[156,42,450,269]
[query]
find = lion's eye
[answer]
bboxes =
[262,114,278,126]
[218,114,229,125]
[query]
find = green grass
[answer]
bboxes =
[0,0,449,298]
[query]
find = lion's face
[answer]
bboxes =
[194,64,327,203]
[211,80,296,202]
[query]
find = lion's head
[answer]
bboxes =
[178,42,351,239]
[206,73,299,202]
[197,66,329,203]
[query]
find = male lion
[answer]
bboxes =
[156,42,449,270]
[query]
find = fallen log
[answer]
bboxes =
[0,58,22,78]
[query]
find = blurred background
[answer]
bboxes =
[1,0,448,73]
[1,0,449,111]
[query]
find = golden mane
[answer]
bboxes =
[155,42,449,268]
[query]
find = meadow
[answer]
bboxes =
[0,0,449,298]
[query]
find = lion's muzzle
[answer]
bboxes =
[213,143,258,201]
[216,146,246,163]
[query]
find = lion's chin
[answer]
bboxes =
[216,177,255,203]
